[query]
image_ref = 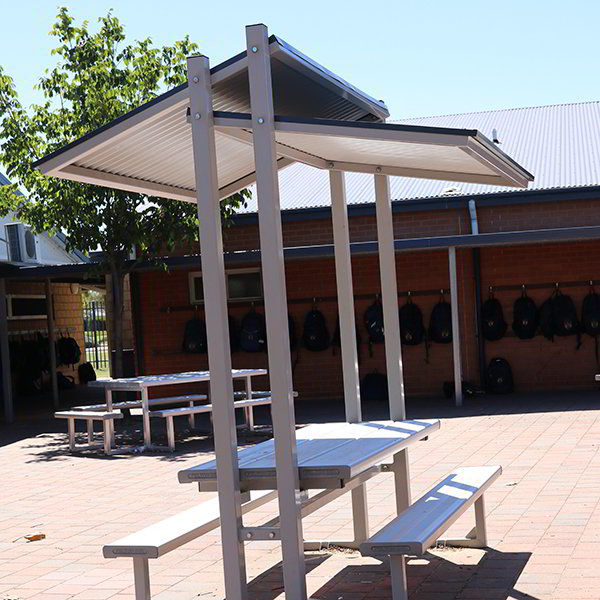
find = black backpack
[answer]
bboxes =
[429,296,452,344]
[399,297,425,346]
[57,336,82,365]
[364,299,385,357]
[228,315,240,353]
[552,290,580,339]
[239,310,267,353]
[182,317,207,353]
[539,297,555,340]
[302,308,330,351]
[581,288,600,337]
[486,357,514,394]
[512,290,538,339]
[360,370,388,403]
[78,362,97,384]
[481,292,507,342]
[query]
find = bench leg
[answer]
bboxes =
[389,555,408,600]
[133,556,151,600]
[246,406,254,431]
[474,495,488,547]
[166,416,175,451]
[87,419,94,443]
[188,401,195,429]
[103,420,112,456]
[67,418,75,451]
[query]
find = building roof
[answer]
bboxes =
[238,101,600,214]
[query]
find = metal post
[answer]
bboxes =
[330,170,369,543]
[187,54,247,600]
[374,174,411,515]
[329,170,361,423]
[246,24,306,600]
[373,174,405,420]
[448,247,463,407]
[0,279,13,423]
[92,301,100,369]
[45,279,59,409]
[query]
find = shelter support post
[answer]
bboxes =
[448,247,463,406]
[330,169,368,543]
[45,279,59,409]
[0,279,13,423]
[187,55,247,600]
[374,174,411,514]
[246,24,306,600]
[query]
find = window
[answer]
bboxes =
[189,268,262,304]
[6,294,47,320]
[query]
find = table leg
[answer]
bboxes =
[188,400,195,429]
[245,375,254,430]
[141,388,151,447]
[351,484,369,544]
[105,388,115,448]
[393,449,411,514]
[389,555,408,600]
[67,418,75,451]
[87,419,94,443]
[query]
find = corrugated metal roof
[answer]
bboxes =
[240,101,600,213]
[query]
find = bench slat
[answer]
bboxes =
[150,396,272,418]
[360,466,501,556]
[55,411,123,420]
[74,394,208,412]
[103,490,276,559]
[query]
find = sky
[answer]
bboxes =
[1,0,600,122]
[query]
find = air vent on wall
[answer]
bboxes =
[5,223,39,263]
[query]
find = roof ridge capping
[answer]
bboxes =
[393,99,600,123]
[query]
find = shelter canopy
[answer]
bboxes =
[33,34,533,200]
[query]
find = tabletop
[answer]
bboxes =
[88,369,268,391]
[179,418,440,489]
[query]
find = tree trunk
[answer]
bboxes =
[110,264,126,380]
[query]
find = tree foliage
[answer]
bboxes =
[0,8,250,376]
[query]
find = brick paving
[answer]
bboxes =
[1,389,600,600]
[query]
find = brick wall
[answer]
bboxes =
[133,197,600,400]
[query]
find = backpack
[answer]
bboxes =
[552,290,580,338]
[539,297,555,340]
[302,308,330,351]
[399,297,425,346]
[288,315,298,351]
[481,293,507,342]
[581,288,600,337]
[512,291,538,339]
[364,299,385,356]
[182,317,207,353]
[57,336,82,366]
[239,310,267,353]
[78,362,97,384]
[429,296,452,344]
[360,370,388,403]
[486,357,514,394]
[57,371,76,390]
[228,315,240,353]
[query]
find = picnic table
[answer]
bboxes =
[179,418,440,545]
[89,368,267,452]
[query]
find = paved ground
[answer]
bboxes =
[1,389,600,600]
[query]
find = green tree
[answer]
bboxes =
[0,8,249,378]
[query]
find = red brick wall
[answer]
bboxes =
[133,198,600,400]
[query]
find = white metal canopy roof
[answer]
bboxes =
[33,35,532,199]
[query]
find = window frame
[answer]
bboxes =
[6,294,48,320]
[188,267,263,305]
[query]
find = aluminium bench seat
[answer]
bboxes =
[104,490,276,600]
[54,410,123,455]
[149,396,274,449]
[360,465,502,600]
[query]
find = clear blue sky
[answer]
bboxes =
[1,0,599,120]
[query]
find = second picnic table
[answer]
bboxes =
[89,368,268,451]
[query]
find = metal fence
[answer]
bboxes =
[83,300,109,372]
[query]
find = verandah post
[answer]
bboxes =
[246,23,307,600]
[0,279,13,423]
[187,54,247,600]
[448,246,463,406]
